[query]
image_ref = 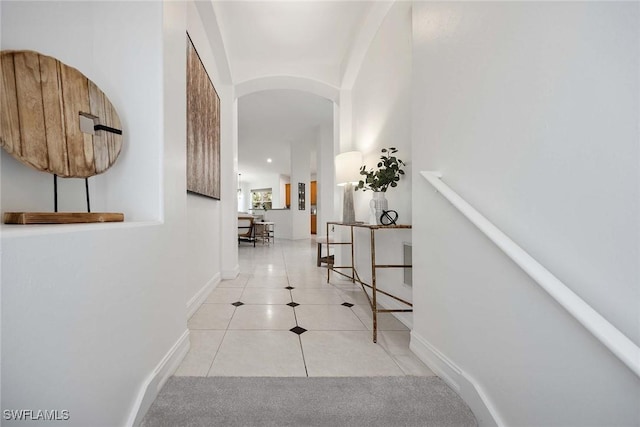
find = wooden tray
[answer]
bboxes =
[4,212,124,225]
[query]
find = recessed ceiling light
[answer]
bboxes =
[267,158,272,163]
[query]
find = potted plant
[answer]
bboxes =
[355,147,406,224]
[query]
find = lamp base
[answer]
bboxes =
[342,183,356,224]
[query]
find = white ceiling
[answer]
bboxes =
[213,1,372,87]
[212,1,373,186]
[238,90,333,184]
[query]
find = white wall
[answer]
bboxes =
[246,172,283,211]
[1,3,4,413]
[0,0,237,425]
[351,1,412,225]
[1,2,188,426]
[184,0,231,310]
[279,174,289,209]
[291,139,311,239]
[220,95,239,279]
[411,2,640,425]
[347,1,413,325]
[240,182,251,212]
[238,181,251,212]
[0,1,161,221]
[316,124,335,237]
[190,0,238,282]
[264,209,292,240]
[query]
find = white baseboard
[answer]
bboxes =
[186,273,221,319]
[221,265,240,280]
[390,311,412,330]
[374,294,413,329]
[410,331,504,427]
[127,329,190,427]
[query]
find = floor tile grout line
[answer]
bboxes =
[193,328,310,331]
[204,326,231,377]
[287,241,313,377]
[350,306,374,330]
[192,328,375,332]
[199,239,418,377]
[374,330,410,377]
[297,334,309,377]
[204,283,246,376]
[291,304,300,327]
[190,325,370,333]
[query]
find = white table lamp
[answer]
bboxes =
[335,151,362,224]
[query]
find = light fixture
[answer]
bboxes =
[335,151,362,224]
[267,158,272,163]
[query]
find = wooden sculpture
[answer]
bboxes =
[1,50,124,224]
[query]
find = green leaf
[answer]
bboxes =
[354,147,406,193]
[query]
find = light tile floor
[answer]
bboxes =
[177,238,434,377]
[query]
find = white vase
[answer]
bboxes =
[369,191,388,225]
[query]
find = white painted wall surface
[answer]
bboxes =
[263,209,292,240]
[0,1,162,221]
[238,181,251,213]
[0,3,4,413]
[220,90,239,280]
[331,103,345,261]
[351,1,412,226]
[411,2,640,425]
[290,140,311,239]
[1,2,189,426]
[185,0,230,304]
[279,174,289,209]
[246,172,283,210]
[191,0,239,282]
[347,1,413,325]
[316,124,335,236]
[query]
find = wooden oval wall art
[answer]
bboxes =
[1,50,124,224]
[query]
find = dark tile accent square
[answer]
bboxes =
[341,302,354,307]
[231,301,244,307]
[287,302,300,307]
[285,286,294,290]
[290,326,307,335]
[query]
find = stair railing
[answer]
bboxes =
[421,171,640,378]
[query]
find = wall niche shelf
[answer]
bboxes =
[0,50,125,226]
[3,212,124,225]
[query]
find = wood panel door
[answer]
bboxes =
[285,183,291,208]
[311,215,317,234]
[310,181,317,205]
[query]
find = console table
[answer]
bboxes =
[326,222,412,342]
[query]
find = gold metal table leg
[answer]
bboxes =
[370,227,378,343]
[350,225,355,283]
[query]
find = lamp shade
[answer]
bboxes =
[335,151,362,186]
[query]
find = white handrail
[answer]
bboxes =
[421,171,640,378]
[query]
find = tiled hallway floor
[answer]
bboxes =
[176,238,434,377]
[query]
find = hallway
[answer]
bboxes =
[2,2,637,425]
[176,239,433,377]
